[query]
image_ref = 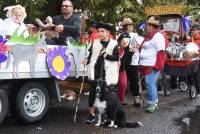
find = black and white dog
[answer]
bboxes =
[93,80,143,128]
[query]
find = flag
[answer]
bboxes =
[182,16,191,33]
[139,21,146,31]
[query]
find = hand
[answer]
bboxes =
[130,44,140,53]
[55,25,64,33]
[82,59,88,65]
[103,53,107,58]
[100,49,106,56]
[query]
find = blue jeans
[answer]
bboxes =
[145,69,159,105]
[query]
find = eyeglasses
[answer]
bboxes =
[62,5,72,8]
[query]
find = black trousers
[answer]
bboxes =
[126,65,140,96]
[88,82,96,107]
[192,64,200,94]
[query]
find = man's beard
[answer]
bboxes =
[62,10,71,16]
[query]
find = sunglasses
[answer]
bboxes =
[62,5,72,7]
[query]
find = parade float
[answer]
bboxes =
[0,5,89,124]
[145,5,199,98]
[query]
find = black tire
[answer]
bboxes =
[0,89,9,124]
[179,81,188,92]
[189,85,196,99]
[178,77,188,92]
[15,82,50,123]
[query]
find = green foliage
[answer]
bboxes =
[8,28,40,45]
[70,40,88,49]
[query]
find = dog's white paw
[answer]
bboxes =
[114,125,118,128]
[108,121,114,127]
[137,121,144,127]
[95,122,101,127]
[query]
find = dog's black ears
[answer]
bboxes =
[95,79,107,86]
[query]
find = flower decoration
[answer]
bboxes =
[0,35,8,63]
[47,46,71,80]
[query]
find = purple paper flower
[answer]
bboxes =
[47,46,71,80]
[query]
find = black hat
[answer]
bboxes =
[117,32,130,42]
[96,22,112,31]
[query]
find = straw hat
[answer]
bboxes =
[122,18,133,26]
[147,16,160,26]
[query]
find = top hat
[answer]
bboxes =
[96,22,112,31]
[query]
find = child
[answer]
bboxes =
[0,5,29,39]
[84,22,119,124]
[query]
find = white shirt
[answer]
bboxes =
[139,32,165,66]
[0,18,29,38]
[129,32,140,65]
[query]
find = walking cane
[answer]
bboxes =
[73,43,88,124]
[138,73,145,106]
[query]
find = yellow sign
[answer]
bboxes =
[145,5,186,16]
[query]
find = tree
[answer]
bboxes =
[0,0,48,22]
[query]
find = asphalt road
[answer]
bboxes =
[0,89,200,134]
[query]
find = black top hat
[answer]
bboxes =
[96,22,112,31]
[117,32,130,42]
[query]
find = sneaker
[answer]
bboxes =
[145,104,157,113]
[134,96,141,107]
[85,114,95,124]
[158,90,164,95]
[154,103,158,110]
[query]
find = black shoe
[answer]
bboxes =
[121,102,128,105]
[85,114,95,124]
[134,103,141,107]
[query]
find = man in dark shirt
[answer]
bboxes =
[46,0,82,45]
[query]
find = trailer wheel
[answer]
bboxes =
[16,82,50,123]
[0,89,9,124]
[189,85,196,99]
